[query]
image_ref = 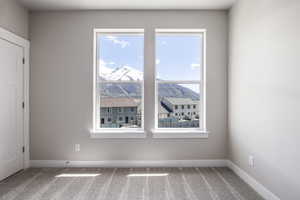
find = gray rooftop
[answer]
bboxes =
[101,97,140,108]
[163,97,198,105]
[158,103,170,114]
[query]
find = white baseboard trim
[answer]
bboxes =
[227,161,280,200]
[30,159,227,168]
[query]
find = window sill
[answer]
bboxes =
[90,129,146,139]
[151,129,209,139]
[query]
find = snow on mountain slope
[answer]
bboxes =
[100,65,143,81]
[99,63,199,100]
[100,65,113,76]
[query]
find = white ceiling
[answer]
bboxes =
[20,0,236,10]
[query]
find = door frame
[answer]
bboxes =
[0,27,30,169]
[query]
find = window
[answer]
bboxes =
[93,28,207,138]
[93,29,144,132]
[155,29,206,130]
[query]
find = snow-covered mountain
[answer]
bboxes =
[100,65,143,81]
[100,65,199,100]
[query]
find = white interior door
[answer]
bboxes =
[0,38,24,181]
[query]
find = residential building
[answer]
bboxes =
[158,102,171,119]
[100,97,141,128]
[161,97,199,120]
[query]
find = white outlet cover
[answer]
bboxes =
[75,144,80,152]
[249,155,254,167]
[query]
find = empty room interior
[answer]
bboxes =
[0,0,299,199]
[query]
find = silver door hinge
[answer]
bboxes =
[22,146,25,153]
[22,58,25,64]
[22,102,25,109]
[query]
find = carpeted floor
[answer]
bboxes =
[0,167,264,200]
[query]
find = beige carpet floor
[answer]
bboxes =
[0,167,264,200]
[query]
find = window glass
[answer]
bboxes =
[156,35,202,81]
[95,31,144,129]
[156,31,203,129]
[157,83,201,128]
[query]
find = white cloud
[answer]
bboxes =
[100,59,115,66]
[161,41,167,45]
[99,59,115,67]
[190,63,201,70]
[156,59,161,65]
[105,36,130,48]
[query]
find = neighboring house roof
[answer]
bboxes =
[163,97,198,105]
[158,103,170,114]
[101,97,140,107]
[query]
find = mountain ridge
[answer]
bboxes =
[99,65,200,100]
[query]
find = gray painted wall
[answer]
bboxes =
[0,0,28,39]
[29,10,228,161]
[229,0,300,199]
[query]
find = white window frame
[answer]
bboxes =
[92,29,145,138]
[153,29,208,138]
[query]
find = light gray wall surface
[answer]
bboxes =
[0,0,28,39]
[29,10,228,161]
[229,0,300,199]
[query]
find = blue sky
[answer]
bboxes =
[98,35,144,72]
[98,34,202,92]
[156,35,202,81]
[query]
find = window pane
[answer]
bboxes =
[99,83,142,128]
[97,34,144,81]
[157,83,200,128]
[100,82,142,98]
[156,34,202,81]
[95,31,144,130]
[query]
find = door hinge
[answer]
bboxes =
[22,58,25,64]
[22,102,25,109]
[22,146,25,153]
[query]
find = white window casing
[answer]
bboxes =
[91,28,208,139]
[92,29,145,137]
[153,29,208,138]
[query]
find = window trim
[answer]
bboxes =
[91,130,146,139]
[154,29,207,134]
[92,29,145,136]
[151,129,209,139]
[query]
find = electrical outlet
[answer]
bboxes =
[65,161,70,166]
[75,144,80,152]
[249,155,254,167]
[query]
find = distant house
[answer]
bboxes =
[158,103,170,119]
[100,97,141,128]
[161,97,199,120]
